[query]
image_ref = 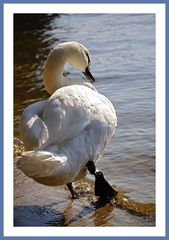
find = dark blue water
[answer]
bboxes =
[14,14,155,226]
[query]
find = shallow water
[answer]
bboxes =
[14,14,155,226]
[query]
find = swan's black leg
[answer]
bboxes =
[67,182,79,199]
[86,161,118,200]
[86,160,96,175]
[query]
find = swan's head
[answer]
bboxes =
[58,41,95,83]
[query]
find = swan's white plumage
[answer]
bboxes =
[18,41,117,187]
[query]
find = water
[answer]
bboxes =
[14,14,155,226]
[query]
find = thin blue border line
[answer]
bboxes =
[2,3,167,240]
[1,1,4,239]
[1,0,167,4]
[0,1,3,236]
[166,0,168,238]
[1,0,168,239]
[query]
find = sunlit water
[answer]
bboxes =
[14,14,155,226]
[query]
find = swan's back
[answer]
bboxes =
[42,85,117,147]
[19,84,117,186]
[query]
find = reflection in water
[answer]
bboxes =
[14,14,58,134]
[14,201,66,226]
[93,204,116,226]
[14,14,155,227]
[116,191,155,216]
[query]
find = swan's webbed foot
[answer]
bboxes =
[94,171,118,199]
[86,161,118,200]
[67,182,79,199]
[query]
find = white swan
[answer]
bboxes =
[17,41,117,199]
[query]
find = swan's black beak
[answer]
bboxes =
[83,66,95,83]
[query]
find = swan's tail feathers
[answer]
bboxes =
[16,151,69,186]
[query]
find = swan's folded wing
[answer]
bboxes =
[42,88,94,144]
[21,100,49,150]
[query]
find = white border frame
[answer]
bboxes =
[3,3,166,237]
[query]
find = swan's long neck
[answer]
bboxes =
[43,47,66,95]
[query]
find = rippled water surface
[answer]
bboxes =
[14,14,155,227]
